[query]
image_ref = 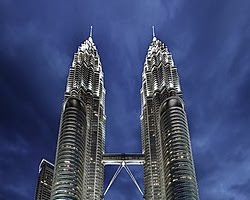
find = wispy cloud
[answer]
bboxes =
[0,0,250,199]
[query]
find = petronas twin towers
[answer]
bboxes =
[50,27,199,200]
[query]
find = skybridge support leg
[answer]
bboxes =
[102,161,144,199]
[103,164,123,197]
[124,164,144,196]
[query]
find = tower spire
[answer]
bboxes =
[90,26,93,38]
[152,26,157,41]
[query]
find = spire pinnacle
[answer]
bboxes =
[152,26,157,41]
[152,26,155,37]
[90,26,93,37]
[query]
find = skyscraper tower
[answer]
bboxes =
[49,27,199,200]
[35,159,54,200]
[140,27,199,199]
[50,27,106,200]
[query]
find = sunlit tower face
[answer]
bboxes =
[140,29,199,199]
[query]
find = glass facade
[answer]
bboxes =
[35,159,54,200]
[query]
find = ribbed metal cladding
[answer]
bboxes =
[51,34,106,200]
[141,98,162,199]
[160,97,199,199]
[141,35,199,199]
[51,97,87,200]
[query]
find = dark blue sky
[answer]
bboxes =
[0,0,250,199]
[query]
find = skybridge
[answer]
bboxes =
[102,153,145,165]
[102,153,145,198]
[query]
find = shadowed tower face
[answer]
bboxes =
[140,30,199,199]
[50,29,106,200]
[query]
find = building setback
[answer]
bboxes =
[140,31,199,199]
[35,159,54,200]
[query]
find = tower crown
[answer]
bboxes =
[66,29,105,102]
[141,33,181,102]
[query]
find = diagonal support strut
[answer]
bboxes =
[124,164,144,196]
[103,164,123,196]
[103,161,144,198]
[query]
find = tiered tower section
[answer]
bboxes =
[140,34,199,199]
[51,31,106,200]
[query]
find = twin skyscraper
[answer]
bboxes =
[48,27,199,200]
